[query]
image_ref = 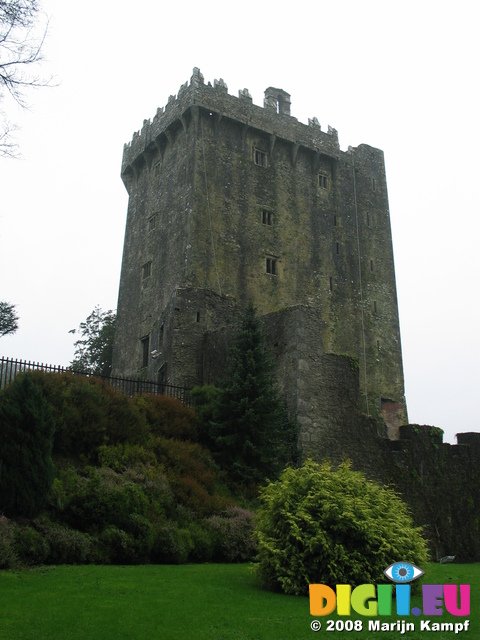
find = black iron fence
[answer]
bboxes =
[0,356,191,406]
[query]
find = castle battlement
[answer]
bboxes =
[121,67,341,179]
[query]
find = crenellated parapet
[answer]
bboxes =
[121,67,340,183]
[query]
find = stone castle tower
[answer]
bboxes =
[112,68,407,450]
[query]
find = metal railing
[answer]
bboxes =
[0,356,191,405]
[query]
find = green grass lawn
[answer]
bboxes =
[0,563,476,640]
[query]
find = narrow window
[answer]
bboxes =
[336,242,339,255]
[148,215,156,232]
[196,311,201,323]
[318,174,328,189]
[374,301,377,314]
[141,336,150,368]
[254,148,267,167]
[329,276,333,291]
[377,340,381,351]
[262,209,273,225]
[370,260,374,272]
[266,257,277,275]
[367,212,370,227]
[159,324,164,345]
[142,261,152,279]
[334,214,337,227]
[372,177,376,191]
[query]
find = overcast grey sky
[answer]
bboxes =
[1,0,478,444]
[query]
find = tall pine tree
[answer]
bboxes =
[211,303,297,487]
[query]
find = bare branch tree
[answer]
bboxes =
[0,0,51,157]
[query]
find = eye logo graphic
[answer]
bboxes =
[383,561,424,583]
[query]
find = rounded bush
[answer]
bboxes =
[42,525,92,564]
[99,526,136,564]
[14,526,49,565]
[151,522,193,564]
[62,467,149,533]
[255,460,429,595]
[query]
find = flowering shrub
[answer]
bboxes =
[135,394,198,441]
[151,436,232,517]
[205,506,257,562]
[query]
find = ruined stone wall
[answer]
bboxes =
[199,302,480,560]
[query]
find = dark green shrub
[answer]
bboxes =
[98,526,137,564]
[186,521,215,562]
[31,372,107,458]
[102,390,148,447]
[255,460,429,595]
[151,522,193,564]
[42,524,92,564]
[0,516,19,569]
[98,442,157,472]
[124,467,175,520]
[14,526,49,565]
[127,513,155,561]
[62,467,149,534]
[0,373,55,517]
[26,372,148,461]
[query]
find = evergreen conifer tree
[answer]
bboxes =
[211,303,297,486]
[0,373,55,517]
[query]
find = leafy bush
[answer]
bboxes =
[61,467,150,534]
[98,442,157,472]
[205,506,257,562]
[186,521,215,562]
[151,521,193,564]
[0,373,55,517]
[42,524,92,564]
[255,460,429,595]
[98,526,137,564]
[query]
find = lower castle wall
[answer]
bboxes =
[133,287,480,561]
